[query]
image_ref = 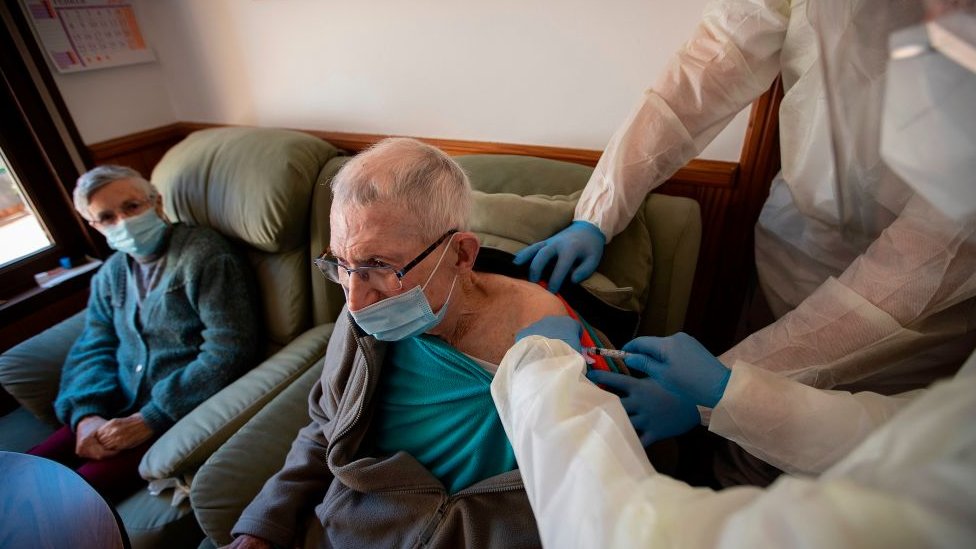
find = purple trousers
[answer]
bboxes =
[27,425,155,502]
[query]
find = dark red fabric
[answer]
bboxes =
[28,425,155,502]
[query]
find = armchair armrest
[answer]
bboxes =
[191,356,326,546]
[139,323,334,483]
[639,194,701,336]
[0,311,86,425]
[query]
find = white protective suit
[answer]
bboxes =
[576,0,976,395]
[492,336,976,548]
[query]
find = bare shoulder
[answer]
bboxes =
[460,273,570,364]
[504,277,568,328]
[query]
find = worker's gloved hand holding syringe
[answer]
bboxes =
[516,316,727,446]
[618,333,731,409]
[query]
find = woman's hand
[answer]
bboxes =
[96,413,154,451]
[75,415,118,459]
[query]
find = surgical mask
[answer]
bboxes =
[350,236,458,341]
[100,208,168,257]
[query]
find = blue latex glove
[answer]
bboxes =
[622,333,731,408]
[513,220,606,293]
[586,370,701,447]
[516,315,583,353]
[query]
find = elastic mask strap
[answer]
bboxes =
[421,233,457,290]
[438,274,459,312]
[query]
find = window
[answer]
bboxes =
[0,154,55,268]
[0,3,97,309]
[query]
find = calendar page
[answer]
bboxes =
[22,0,156,73]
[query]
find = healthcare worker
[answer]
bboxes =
[514,0,976,405]
[490,6,976,544]
[492,321,976,548]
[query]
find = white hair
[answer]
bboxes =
[73,165,158,220]
[330,138,471,241]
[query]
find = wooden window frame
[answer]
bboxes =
[0,2,99,342]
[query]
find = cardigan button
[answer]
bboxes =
[135,364,144,373]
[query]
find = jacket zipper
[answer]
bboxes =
[412,481,527,547]
[415,503,446,547]
[326,324,372,457]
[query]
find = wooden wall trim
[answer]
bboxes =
[88,123,187,159]
[88,122,189,181]
[305,130,739,188]
[171,122,739,189]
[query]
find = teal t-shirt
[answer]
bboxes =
[372,335,517,493]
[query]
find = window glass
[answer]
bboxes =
[0,151,54,268]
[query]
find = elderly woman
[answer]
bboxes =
[28,165,259,502]
[230,138,608,548]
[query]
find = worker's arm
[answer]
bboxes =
[492,337,974,548]
[516,0,791,292]
[577,0,790,239]
[710,360,920,475]
[722,194,976,390]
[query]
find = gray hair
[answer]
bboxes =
[330,138,471,241]
[73,165,158,220]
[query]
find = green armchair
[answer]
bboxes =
[190,151,702,546]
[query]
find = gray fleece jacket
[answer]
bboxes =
[232,309,542,548]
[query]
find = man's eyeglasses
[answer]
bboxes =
[90,198,153,227]
[314,229,458,293]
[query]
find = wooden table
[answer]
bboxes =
[0,451,128,548]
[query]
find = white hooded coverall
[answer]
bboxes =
[576,0,976,395]
[492,336,976,548]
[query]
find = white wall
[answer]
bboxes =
[49,0,751,161]
[40,4,177,144]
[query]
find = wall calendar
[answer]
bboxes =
[22,0,156,73]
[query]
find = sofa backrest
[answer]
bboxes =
[309,153,701,338]
[152,127,340,351]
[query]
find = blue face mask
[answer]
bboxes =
[100,208,168,257]
[350,236,458,341]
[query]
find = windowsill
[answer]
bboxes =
[0,264,94,319]
[32,257,102,289]
[0,258,99,312]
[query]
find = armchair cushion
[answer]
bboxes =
[0,407,55,452]
[458,155,653,314]
[153,127,341,348]
[0,311,85,425]
[153,127,339,254]
[116,489,203,549]
[140,323,335,482]
[638,194,701,337]
[192,357,327,546]
[457,154,700,335]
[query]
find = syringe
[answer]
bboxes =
[582,346,632,360]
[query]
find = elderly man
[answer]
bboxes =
[230,138,610,548]
[27,165,259,502]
